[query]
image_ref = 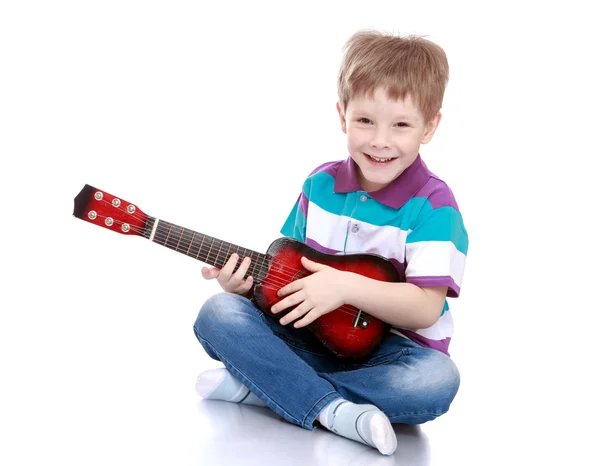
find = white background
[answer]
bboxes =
[1,1,598,464]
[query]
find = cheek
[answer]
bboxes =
[396,134,420,151]
[347,130,364,150]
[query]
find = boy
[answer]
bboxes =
[193,29,468,456]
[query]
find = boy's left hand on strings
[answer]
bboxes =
[271,256,348,328]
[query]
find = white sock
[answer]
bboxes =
[317,399,397,455]
[195,368,266,407]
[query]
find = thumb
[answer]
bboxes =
[301,256,323,272]
[201,267,219,280]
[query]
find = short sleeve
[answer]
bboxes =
[280,192,308,242]
[404,206,468,297]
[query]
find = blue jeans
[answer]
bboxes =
[193,292,460,431]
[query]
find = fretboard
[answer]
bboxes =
[144,217,269,281]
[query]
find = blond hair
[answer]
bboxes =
[337,30,449,122]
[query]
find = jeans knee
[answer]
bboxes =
[193,292,256,341]
[386,351,460,424]
[429,355,461,416]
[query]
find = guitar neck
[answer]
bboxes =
[145,217,269,280]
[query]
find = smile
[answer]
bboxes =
[365,153,394,163]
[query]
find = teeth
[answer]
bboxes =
[369,155,393,162]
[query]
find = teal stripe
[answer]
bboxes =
[304,171,351,216]
[280,200,306,242]
[305,171,468,254]
[441,301,449,316]
[406,206,468,255]
[306,171,425,228]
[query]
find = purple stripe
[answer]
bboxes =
[395,329,451,356]
[406,276,460,298]
[388,258,407,281]
[305,238,342,255]
[417,177,460,211]
[372,155,430,209]
[310,160,342,178]
[298,192,309,216]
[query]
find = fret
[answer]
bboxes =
[223,243,232,268]
[165,224,183,251]
[175,227,189,252]
[186,232,196,256]
[195,234,206,260]
[174,228,184,250]
[151,220,267,278]
[162,223,173,246]
[198,235,212,263]
[214,240,225,268]
[234,245,246,275]
[260,253,268,281]
[249,251,258,277]
[206,237,215,265]
[155,221,171,246]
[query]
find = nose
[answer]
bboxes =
[370,127,391,149]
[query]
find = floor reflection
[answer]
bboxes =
[195,399,431,465]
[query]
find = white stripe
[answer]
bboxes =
[306,202,409,262]
[389,328,411,338]
[306,202,350,251]
[391,310,454,341]
[415,310,454,340]
[405,241,466,287]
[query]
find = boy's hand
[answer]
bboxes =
[201,253,254,296]
[271,256,347,328]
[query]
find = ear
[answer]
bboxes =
[421,112,442,144]
[336,102,347,134]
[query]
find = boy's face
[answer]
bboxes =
[337,87,441,192]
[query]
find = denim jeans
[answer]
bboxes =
[193,292,460,431]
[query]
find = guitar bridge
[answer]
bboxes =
[352,310,370,329]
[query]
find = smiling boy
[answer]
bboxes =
[193,29,469,456]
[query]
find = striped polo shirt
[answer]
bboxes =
[280,155,468,356]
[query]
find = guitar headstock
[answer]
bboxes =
[73,184,150,237]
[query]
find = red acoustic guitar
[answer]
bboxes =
[73,185,401,359]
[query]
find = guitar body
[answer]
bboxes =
[73,184,402,359]
[254,237,399,359]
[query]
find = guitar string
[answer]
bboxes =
[90,197,350,284]
[92,240,364,320]
[86,199,380,315]
[87,198,367,298]
[92,216,366,317]
[149,227,370,320]
[88,199,370,307]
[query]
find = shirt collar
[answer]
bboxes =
[334,155,432,209]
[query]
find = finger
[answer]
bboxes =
[279,301,313,326]
[271,290,305,314]
[277,279,302,298]
[219,253,240,280]
[232,256,251,282]
[235,275,254,294]
[292,307,324,328]
[201,267,219,280]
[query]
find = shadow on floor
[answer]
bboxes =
[194,399,431,465]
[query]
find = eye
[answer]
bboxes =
[395,122,409,127]
[357,117,372,124]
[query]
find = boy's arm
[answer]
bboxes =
[274,199,467,330]
[343,273,446,329]
[273,258,446,329]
